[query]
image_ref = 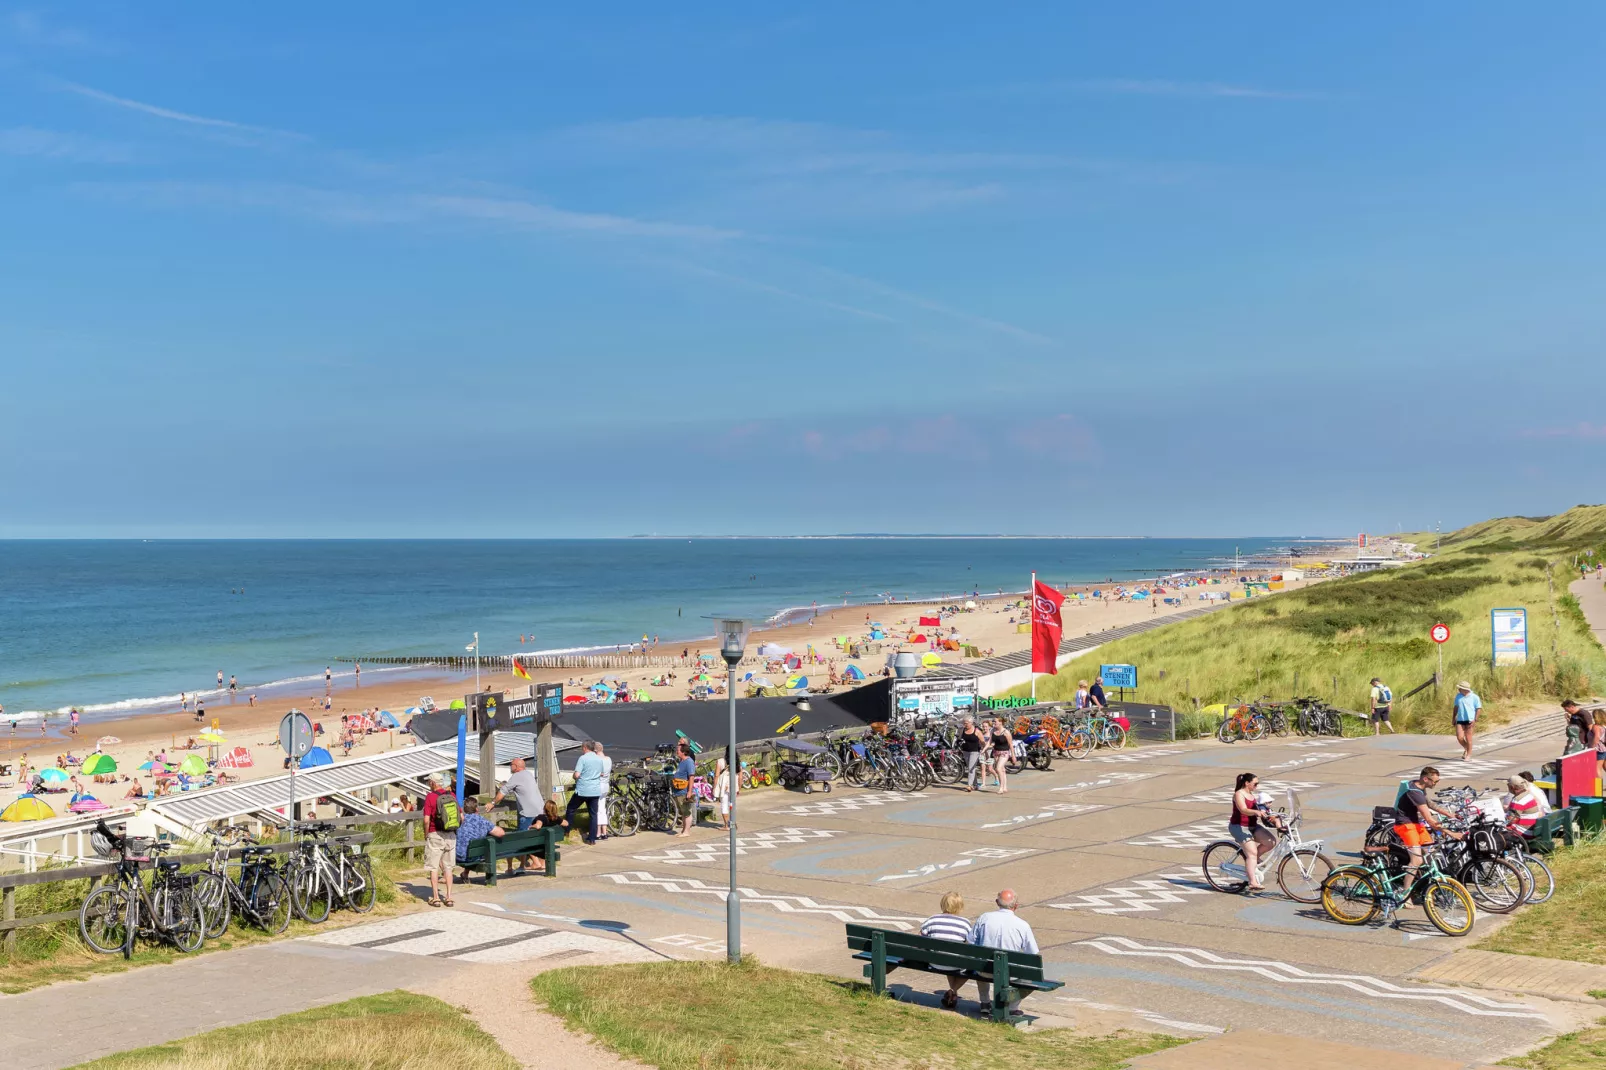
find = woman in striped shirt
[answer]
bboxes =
[920,892,974,1010]
[1505,775,1547,834]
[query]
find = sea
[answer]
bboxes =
[0,538,1303,723]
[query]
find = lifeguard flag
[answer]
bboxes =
[1031,580,1066,674]
[512,659,531,681]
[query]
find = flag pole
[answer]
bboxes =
[1030,570,1037,705]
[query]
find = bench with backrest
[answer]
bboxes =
[1523,805,1578,854]
[844,924,1063,1022]
[459,824,562,885]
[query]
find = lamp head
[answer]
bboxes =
[706,615,753,667]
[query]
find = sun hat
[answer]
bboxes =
[1455,680,1472,691]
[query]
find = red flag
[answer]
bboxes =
[1031,579,1066,674]
[512,659,531,681]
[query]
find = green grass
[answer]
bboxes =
[1476,835,1606,965]
[0,819,421,993]
[1015,505,1606,731]
[68,990,515,1069]
[531,959,1184,1070]
[1500,1019,1606,1070]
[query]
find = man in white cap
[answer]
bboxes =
[1452,681,1482,760]
[421,773,459,906]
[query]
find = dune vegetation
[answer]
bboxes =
[1019,505,1606,733]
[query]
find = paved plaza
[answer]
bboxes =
[5,724,1599,1069]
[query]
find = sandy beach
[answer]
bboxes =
[1,572,1312,808]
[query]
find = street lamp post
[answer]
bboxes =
[708,615,753,964]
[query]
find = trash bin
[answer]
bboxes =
[1572,796,1604,833]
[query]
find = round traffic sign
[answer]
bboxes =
[1430,623,1451,645]
[278,710,315,758]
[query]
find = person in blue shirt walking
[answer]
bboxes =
[1453,681,1482,760]
[566,740,606,844]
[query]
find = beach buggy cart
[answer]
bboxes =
[776,738,835,794]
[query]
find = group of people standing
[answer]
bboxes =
[958,717,1017,794]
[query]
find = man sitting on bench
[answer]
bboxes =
[970,889,1038,1018]
[454,798,509,882]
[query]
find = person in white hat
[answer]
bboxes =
[1452,681,1482,760]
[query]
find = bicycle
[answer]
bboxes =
[1063,711,1127,758]
[191,825,294,936]
[1319,827,1477,936]
[80,822,206,959]
[1199,793,1333,902]
[283,822,376,923]
[1217,704,1268,744]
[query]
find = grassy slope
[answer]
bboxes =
[1476,836,1606,966]
[69,991,517,1069]
[1016,505,1606,731]
[532,959,1182,1070]
[1502,1020,1606,1070]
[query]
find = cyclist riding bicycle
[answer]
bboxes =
[1229,772,1283,892]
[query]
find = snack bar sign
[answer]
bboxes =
[1491,608,1527,666]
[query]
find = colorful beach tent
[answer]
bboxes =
[448,699,466,710]
[179,754,209,776]
[921,653,942,666]
[843,665,866,680]
[377,710,400,728]
[81,754,117,775]
[219,747,254,769]
[1,795,55,822]
[785,675,809,689]
[69,796,109,813]
[298,746,334,769]
[405,706,423,716]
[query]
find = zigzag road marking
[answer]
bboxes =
[1286,739,1342,748]
[601,871,924,930]
[1392,757,1512,779]
[1077,937,1547,1019]
[1268,752,1352,770]
[1124,823,1227,849]
[631,827,844,864]
[1048,872,1212,914]
[876,846,1036,883]
[765,790,928,815]
[1172,780,1321,804]
[979,802,1104,829]
[1050,772,1155,793]
[1056,995,1224,1034]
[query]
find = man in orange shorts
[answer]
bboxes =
[1395,766,1460,877]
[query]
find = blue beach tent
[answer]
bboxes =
[298,746,334,769]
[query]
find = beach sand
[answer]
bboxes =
[1,574,1312,807]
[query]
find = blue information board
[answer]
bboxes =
[1100,663,1138,690]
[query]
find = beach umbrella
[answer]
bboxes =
[922,653,942,666]
[96,735,122,746]
[198,730,226,744]
[297,746,333,769]
[405,706,423,716]
[179,754,209,776]
[81,754,117,775]
[39,767,68,784]
[69,796,109,813]
[377,710,400,728]
[448,699,466,710]
[1,795,55,822]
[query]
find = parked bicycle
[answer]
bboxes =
[191,824,294,936]
[80,820,206,959]
[283,822,376,922]
[1319,809,1477,936]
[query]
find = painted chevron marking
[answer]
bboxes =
[630,827,844,864]
[600,871,924,930]
[1124,823,1228,849]
[764,790,929,815]
[1085,748,1183,764]
[876,846,1036,883]
[1050,772,1155,792]
[1392,757,1512,779]
[1076,937,1547,1019]
[1048,872,1212,914]
[978,802,1104,829]
[1055,995,1225,1034]
[1171,780,1322,804]
[1268,752,1352,770]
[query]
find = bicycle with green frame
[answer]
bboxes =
[1063,709,1127,759]
[1319,819,1477,936]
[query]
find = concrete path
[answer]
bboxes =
[4,727,1598,1070]
[1570,573,1606,650]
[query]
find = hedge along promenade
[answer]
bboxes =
[1020,505,1606,732]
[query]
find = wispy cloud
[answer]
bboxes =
[417,194,738,241]
[661,260,895,323]
[1519,422,1606,440]
[52,79,297,137]
[0,126,131,163]
[806,263,1052,344]
[8,11,115,51]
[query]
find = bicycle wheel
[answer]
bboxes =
[291,864,332,923]
[346,856,378,913]
[1201,841,1249,893]
[1457,857,1527,915]
[1320,867,1381,925]
[934,751,965,784]
[79,885,133,955]
[610,796,642,837]
[1027,745,1053,771]
[153,885,206,953]
[1422,878,1476,936]
[1277,847,1335,903]
[891,761,923,792]
[1217,719,1241,744]
[810,750,842,778]
[193,870,232,939]
[842,757,871,787]
[1243,715,1268,742]
[1321,711,1343,736]
[1102,723,1127,749]
[1517,853,1555,904]
[1269,711,1291,737]
[1065,729,1092,759]
[247,871,294,934]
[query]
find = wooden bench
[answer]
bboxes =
[844,924,1063,1023]
[1524,806,1578,854]
[459,825,562,885]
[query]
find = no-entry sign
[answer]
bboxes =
[1430,623,1451,645]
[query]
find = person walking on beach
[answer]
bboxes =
[69,709,79,736]
[1369,677,1394,735]
[1452,681,1481,760]
[228,674,237,693]
[421,773,459,907]
[566,740,604,844]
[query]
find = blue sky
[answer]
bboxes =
[2,5,1603,538]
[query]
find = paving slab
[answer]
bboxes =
[1129,1028,1511,1070]
[1412,948,1606,1002]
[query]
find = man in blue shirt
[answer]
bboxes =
[1453,681,1482,760]
[673,741,698,837]
[452,797,507,881]
[566,740,606,844]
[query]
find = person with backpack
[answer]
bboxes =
[1369,677,1394,735]
[421,773,461,907]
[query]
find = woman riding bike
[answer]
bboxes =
[1230,772,1281,892]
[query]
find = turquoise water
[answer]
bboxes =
[0,538,1294,719]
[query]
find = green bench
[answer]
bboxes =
[459,825,563,885]
[845,924,1064,1023]
[1524,806,1578,854]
